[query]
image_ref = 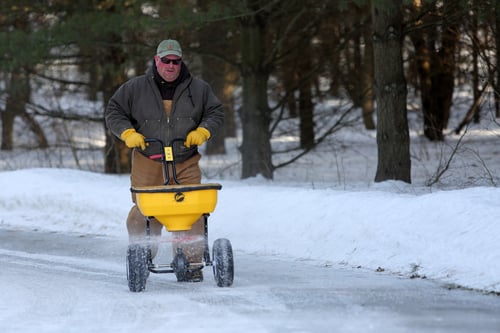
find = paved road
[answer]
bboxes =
[0,228,499,332]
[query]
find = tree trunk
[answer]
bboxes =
[102,34,130,174]
[20,111,48,148]
[282,67,298,118]
[104,97,130,174]
[410,0,460,141]
[1,103,15,151]
[199,28,227,155]
[471,1,480,124]
[496,0,500,118]
[201,62,227,155]
[362,20,375,130]
[222,63,238,138]
[298,82,314,150]
[425,0,460,141]
[342,28,364,108]
[409,0,438,140]
[372,0,411,183]
[297,38,315,150]
[2,68,37,150]
[409,9,434,139]
[239,19,273,179]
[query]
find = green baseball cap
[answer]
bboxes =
[157,39,182,58]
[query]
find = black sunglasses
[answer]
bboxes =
[160,57,182,65]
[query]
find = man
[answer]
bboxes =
[105,39,224,282]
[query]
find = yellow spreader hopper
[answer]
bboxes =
[131,183,222,231]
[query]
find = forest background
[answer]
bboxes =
[0,0,499,184]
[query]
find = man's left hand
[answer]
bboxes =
[185,127,211,147]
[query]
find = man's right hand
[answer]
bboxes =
[120,128,146,150]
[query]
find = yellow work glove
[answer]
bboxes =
[185,127,210,148]
[120,128,146,150]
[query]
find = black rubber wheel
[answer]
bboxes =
[126,244,149,292]
[212,238,234,287]
[172,249,189,282]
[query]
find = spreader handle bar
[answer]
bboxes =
[145,138,185,185]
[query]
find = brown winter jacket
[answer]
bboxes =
[105,66,224,163]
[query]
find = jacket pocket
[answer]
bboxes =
[174,116,198,137]
[137,119,161,138]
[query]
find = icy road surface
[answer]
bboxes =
[0,228,499,333]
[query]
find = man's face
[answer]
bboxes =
[155,55,182,82]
